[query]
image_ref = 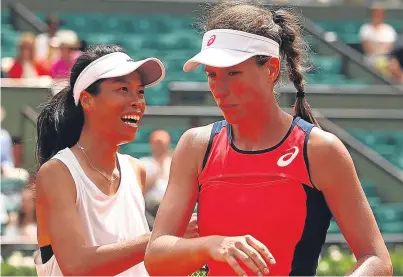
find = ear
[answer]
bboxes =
[80,91,93,111]
[266,57,280,81]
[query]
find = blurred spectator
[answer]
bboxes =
[1,107,15,170]
[51,30,81,79]
[359,4,397,57]
[1,193,9,233]
[140,130,173,216]
[35,15,61,65]
[7,33,49,79]
[359,4,397,75]
[0,107,29,181]
[389,32,403,84]
[4,189,37,241]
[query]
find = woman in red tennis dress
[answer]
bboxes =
[144,2,392,276]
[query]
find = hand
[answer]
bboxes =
[206,235,275,276]
[184,213,199,238]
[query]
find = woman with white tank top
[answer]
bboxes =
[34,45,198,276]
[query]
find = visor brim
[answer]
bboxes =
[183,48,257,72]
[101,58,165,88]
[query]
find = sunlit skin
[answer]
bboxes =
[205,57,293,151]
[145,56,392,276]
[80,70,146,146]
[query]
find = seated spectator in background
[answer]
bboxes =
[359,4,397,75]
[36,15,61,67]
[7,33,49,79]
[1,107,15,170]
[140,130,173,216]
[50,30,81,79]
[4,189,37,241]
[389,32,403,84]
[1,107,29,181]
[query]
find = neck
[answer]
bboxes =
[154,151,169,162]
[77,126,119,172]
[231,103,293,151]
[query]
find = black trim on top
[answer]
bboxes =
[295,118,317,190]
[201,120,228,169]
[40,245,54,264]
[227,116,299,154]
[289,184,332,276]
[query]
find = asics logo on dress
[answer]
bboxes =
[277,146,299,167]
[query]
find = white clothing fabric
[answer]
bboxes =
[359,23,397,56]
[35,148,150,276]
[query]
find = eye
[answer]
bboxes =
[228,71,241,76]
[206,72,216,78]
[118,86,129,92]
[138,89,145,95]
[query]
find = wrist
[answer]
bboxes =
[202,235,222,259]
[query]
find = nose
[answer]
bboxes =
[212,77,230,99]
[129,91,145,109]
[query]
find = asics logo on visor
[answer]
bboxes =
[277,146,299,167]
[126,59,135,62]
[207,35,216,46]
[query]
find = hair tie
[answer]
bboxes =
[296,90,305,99]
[272,11,280,24]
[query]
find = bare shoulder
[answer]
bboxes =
[179,124,213,148]
[35,159,76,203]
[307,127,356,191]
[308,127,348,159]
[174,124,214,172]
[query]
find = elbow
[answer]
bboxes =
[370,253,393,276]
[382,255,393,276]
[144,246,159,276]
[144,242,168,276]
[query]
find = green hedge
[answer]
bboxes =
[2,245,403,276]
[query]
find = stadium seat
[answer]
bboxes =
[1,178,26,194]
[311,56,342,75]
[119,142,151,158]
[350,130,403,170]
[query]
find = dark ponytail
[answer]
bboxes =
[36,44,126,167]
[272,9,319,126]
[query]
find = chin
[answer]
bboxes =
[221,113,244,125]
[117,130,138,145]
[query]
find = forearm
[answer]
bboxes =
[67,233,150,276]
[346,255,392,276]
[145,235,212,276]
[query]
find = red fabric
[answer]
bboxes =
[198,121,312,276]
[7,60,50,78]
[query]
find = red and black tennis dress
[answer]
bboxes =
[197,116,332,276]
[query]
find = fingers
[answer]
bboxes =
[236,242,268,275]
[184,213,199,238]
[245,235,276,265]
[225,253,247,276]
[231,248,262,276]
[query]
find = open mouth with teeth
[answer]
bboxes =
[121,115,140,126]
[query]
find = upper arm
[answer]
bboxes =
[149,126,210,242]
[35,160,87,273]
[308,129,389,260]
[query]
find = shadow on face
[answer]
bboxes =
[205,57,280,124]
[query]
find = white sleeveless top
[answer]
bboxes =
[36,148,150,276]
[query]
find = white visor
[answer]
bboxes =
[183,29,280,72]
[73,52,165,105]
